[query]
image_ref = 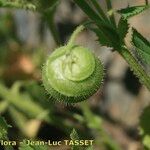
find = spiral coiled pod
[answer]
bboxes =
[42,26,104,103]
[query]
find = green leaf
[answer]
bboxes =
[73,0,105,25]
[70,129,93,150]
[85,146,93,150]
[0,117,10,139]
[117,17,129,44]
[88,0,109,22]
[0,0,36,11]
[90,26,120,49]
[105,0,116,27]
[0,117,13,150]
[143,135,150,150]
[139,105,150,149]
[0,82,50,121]
[19,144,34,150]
[70,129,80,141]
[31,145,48,150]
[132,28,150,65]
[90,28,112,47]
[19,141,48,150]
[0,0,59,12]
[74,0,121,50]
[117,5,150,19]
[70,129,81,150]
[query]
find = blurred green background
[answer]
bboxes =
[0,0,150,150]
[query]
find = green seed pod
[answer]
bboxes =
[42,26,104,103]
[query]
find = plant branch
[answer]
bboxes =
[0,101,8,114]
[73,0,106,26]
[105,0,116,28]
[43,10,61,46]
[67,25,85,47]
[80,102,121,150]
[119,47,150,90]
[0,83,50,121]
[8,106,29,136]
[89,0,109,22]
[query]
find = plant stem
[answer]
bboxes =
[0,83,50,121]
[43,11,61,46]
[73,0,106,25]
[105,0,116,28]
[119,47,150,90]
[8,107,29,136]
[80,102,121,150]
[0,101,8,114]
[89,0,109,22]
[67,25,85,48]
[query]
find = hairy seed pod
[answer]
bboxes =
[42,26,104,103]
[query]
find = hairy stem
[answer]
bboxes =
[119,47,150,90]
[89,0,109,22]
[80,102,121,150]
[105,0,116,28]
[67,25,85,48]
